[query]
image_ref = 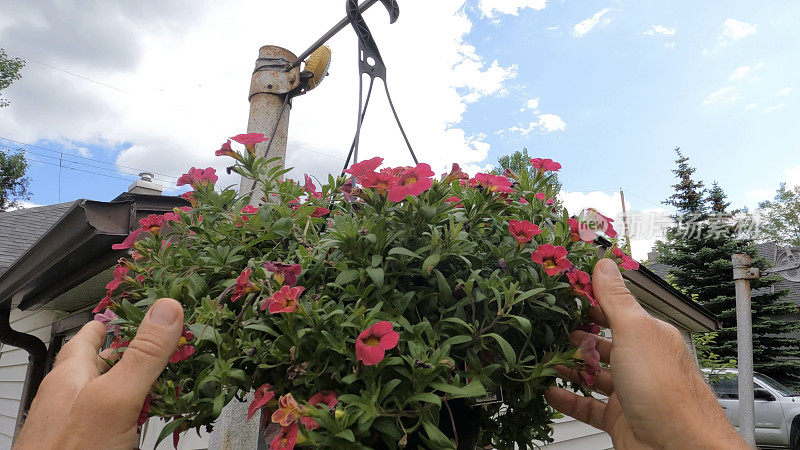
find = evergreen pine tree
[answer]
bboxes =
[656,150,800,385]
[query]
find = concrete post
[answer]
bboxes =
[732,253,760,448]
[239,45,300,204]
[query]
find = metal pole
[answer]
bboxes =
[732,253,759,448]
[239,45,300,204]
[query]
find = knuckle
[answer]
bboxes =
[605,283,634,299]
[125,332,168,363]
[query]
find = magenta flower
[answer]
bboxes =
[169,326,195,363]
[272,394,304,427]
[387,164,435,202]
[112,228,142,250]
[94,308,118,331]
[441,163,469,184]
[301,391,338,430]
[507,220,542,245]
[567,269,597,305]
[530,158,561,172]
[231,133,268,153]
[344,156,383,180]
[137,395,151,427]
[139,214,165,233]
[263,285,305,314]
[469,173,514,194]
[355,321,399,366]
[247,383,276,421]
[231,269,256,302]
[575,334,601,386]
[577,323,602,335]
[310,206,330,218]
[445,196,463,207]
[568,218,595,243]
[531,244,573,275]
[304,175,322,198]
[584,208,617,238]
[92,294,113,314]
[271,423,298,450]
[105,266,130,292]
[177,167,218,188]
[361,171,397,193]
[264,262,302,286]
[613,248,640,270]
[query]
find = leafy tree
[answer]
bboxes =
[655,151,800,386]
[0,148,31,211]
[492,148,534,176]
[0,49,25,108]
[757,183,800,247]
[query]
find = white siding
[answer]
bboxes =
[0,309,62,450]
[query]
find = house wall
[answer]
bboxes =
[0,308,64,450]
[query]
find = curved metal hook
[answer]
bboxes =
[346,0,399,80]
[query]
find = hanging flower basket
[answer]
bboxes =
[97,135,636,449]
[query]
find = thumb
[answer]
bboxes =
[104,298,183,399]
[592,258,646,330]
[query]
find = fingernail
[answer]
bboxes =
[599,259,620,277]
[150,300,179,326]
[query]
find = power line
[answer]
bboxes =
[25,155,143,183]
[5,50,134,95]
[287,142,346,161]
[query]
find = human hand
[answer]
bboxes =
[15,298,184,450]
[545,259,748,449]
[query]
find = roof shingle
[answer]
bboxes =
[0,202,77,275]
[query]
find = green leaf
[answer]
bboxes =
[187,323,222,344]
[155,417,187,447]
[388,247,422,259]
[429,380,486,399]
[119,300,145,324]
[335,429,356,442]
[485,333,516,366]
[507,315,532,334]
[366,267,384,286]
[423,254,441,275]
[405,392,441,407]
[443,317,473,331]
[335,269,360,286]
[422,419,455,448]
[442,335,473,347]
[380,379,403,401]
[213,393,225,416]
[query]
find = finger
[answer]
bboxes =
[53,320,107,367]
[592,259,646,331]
[554,364,614,396]
[102,298,183,400]
[570,330,612,364]
[588,306,609,329]
[545,386,608,432]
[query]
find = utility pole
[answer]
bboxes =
[620,189,631,254]
[239,45,300,204]
[731,253,760,448]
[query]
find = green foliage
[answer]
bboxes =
[492,148,533,176]
[106,150,613,449]
[662,147,706,216]
[0,49,25,108]
[757,183,800,247]
[0,148,31,211]
[656,152,800,386]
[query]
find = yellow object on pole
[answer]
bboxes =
[304,45,332,91]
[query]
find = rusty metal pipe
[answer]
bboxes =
[289,0,380,69]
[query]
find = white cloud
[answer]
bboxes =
[0,1,521,192]
[776,87,792,97]
[573,8,610,37]
[720,19,757,42]
[664,42,676,50]
[478,0,548,18]
[703,87,741,105]
[520,97,539,112]
[546,26,559,31]
[764,103,787,112]
[506,113,566,135]
[729,61,764,81]
[643,25,675,36]
[745,103,758,110]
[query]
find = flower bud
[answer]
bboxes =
[334,409,345,419]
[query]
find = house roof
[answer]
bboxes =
[0,202,77,275]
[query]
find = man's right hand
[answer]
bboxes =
[545,258,748,449]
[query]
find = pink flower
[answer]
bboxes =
[469,173,514,194]
[215,139,238,158]
[310,206,330,218]
[360,171,397,192]
[248,383,276,421]
[112,228,142,250]
[271,423,298,450]
[264,262,302,286]
[575,334,601,386]
[441,163,469,184]
[530,158,561,172]
[531,244,573,275]
[110,336,130,350]
[169,326,195,363]
[304,175,322,198]
[584,208,617,238]
[503,168,519,181]
[105,266,129,292]
[237,205,258,226]
[344,157,383,179]
[534,193,553,205]
[94,308,118,330]
[445,196,463,207]
[355,321,399,366]
[263,286,305,314]
[568,218,595,243]
[301,391,338,430]
[507,220,542,245]
[231,133,268,153]
[92,294,114,313]
[340,179,354,202]
[272,394,304,427]
[139,214,165,233]
[613,248,640,270]
[231,269,257,302]
[137,395,151,427]
[577,323,602,335]
[177,167,218,188]
[567,269,597,305]
[519,197,528,204]
[180,191,197,207]
[386,164,435,202]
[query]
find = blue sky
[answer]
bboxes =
[1,1,798,257]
